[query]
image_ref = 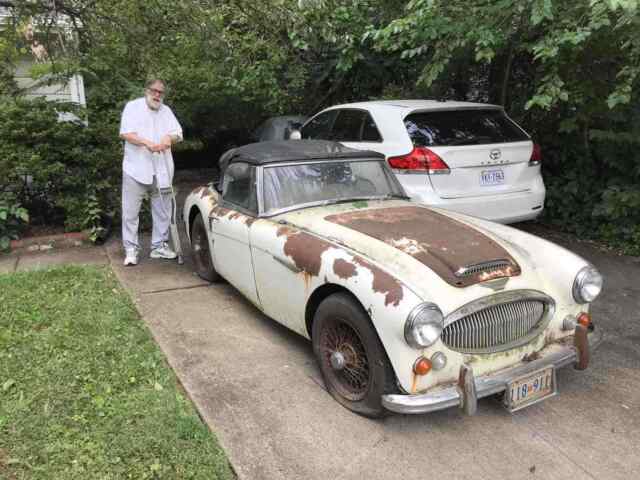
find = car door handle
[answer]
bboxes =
[272,255,301,274]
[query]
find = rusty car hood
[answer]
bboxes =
[275,202,521,289]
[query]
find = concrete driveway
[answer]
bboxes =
[104,176,640,480]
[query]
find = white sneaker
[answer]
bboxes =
[150,242,177,260]
[123,248,138,266]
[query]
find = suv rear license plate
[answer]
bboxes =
[503,366,557,412]
[480,169,505,186]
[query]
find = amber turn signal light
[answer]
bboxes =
[413,357,432,376]
[577,312,591,328]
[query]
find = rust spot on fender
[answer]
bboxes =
[325,206,520,288]
[410,372,419,394]
[333,259,356,280]
[277,225,296,237]
[544,330,558,346]
[574,324,589,370]
[302,271,313,292]
[276,223,404,306]
[522,350,542,362]
[199,186,218,200]
[218,210,258,227]
[478,267,516,281]
[211,206,231,217]
[282,230,331,277]
[353,257,403,307]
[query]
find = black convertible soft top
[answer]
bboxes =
[220,140,384,170]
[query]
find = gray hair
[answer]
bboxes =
[145,78,166,90]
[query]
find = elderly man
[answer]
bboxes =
[119,79,183,266]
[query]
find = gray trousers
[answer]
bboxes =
[122,172,172,251]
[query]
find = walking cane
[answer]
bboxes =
[153,151,184,265]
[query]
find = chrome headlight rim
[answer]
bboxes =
[404,302,444,349]
[572,265,603,304]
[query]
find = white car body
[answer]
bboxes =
[184,140,600,417]
[300,100,546,224]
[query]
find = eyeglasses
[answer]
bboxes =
[147,87,165,96]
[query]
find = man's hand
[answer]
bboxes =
[148,143,166,153]
[158,134,174,152]
[120,132,180,153]
[121,133,158,152]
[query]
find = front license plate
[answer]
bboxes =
[504,366,557,412]
[480,169,505,186]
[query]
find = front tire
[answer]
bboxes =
[312,293,396,417]
[190,212,220,282]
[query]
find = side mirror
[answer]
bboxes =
[289,129,302,140]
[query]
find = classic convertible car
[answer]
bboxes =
[183,140,603,417]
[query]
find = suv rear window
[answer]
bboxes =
[404,109,529,147]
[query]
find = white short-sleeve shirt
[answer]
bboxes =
[119,97,183,187]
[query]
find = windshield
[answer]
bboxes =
[262,159,405,214]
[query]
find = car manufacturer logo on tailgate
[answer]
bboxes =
[489,149,501,160]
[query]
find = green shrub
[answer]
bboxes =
[0,96,122,241]
[539,118,640,255]
[0,191,29,251]
[593,186,640,255]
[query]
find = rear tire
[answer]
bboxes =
[312,293,396,417]
[190,212,220,283]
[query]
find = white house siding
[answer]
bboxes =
[1,7,86,107]
[13,59,86,106]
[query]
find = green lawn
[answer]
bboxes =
[0,265,234,479]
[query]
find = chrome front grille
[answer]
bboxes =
[442,291,554,353]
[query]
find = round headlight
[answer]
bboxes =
[572,265,603,304]
[404,303,444,348]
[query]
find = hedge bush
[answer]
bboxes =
[0,191,29,251]
[0,97,122,243]
[538,112,640,256]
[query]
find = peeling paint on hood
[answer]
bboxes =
[324,206,520,288]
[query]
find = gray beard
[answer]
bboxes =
[145,97,162,110]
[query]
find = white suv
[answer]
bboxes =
[299,100,545,223]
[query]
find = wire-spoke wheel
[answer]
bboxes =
[312,293,396,417]
[191,212,219,282]
[319,317,370,401]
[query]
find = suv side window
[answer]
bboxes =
[222,162,257,213]
[330,109,382,142]
[361,112,382,142]
[301,110,338,139]
[331,109,366,142]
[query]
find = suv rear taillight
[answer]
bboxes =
[529,143,542,166]
[387,147,451,174]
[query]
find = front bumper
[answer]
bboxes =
[382,326,603,415]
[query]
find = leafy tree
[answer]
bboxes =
[0,0,638,251]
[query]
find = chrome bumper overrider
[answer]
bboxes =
[382,327,603,415]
